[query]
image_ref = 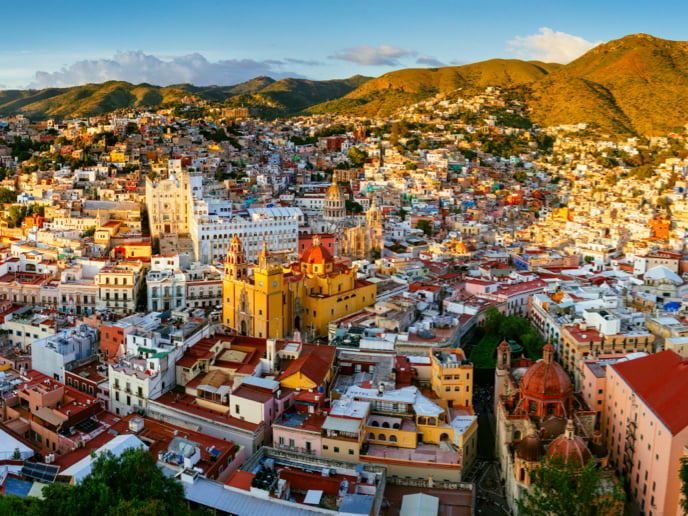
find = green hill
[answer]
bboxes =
[0,75,370,120]
[222,75,372,118]
[0,81,190,118]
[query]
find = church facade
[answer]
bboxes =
[222,235,376,340]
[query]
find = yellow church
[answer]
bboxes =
[223,234,376,339]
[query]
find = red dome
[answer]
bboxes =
[300,235,333,265]
[520,344,572,400]
[547,420,592,466]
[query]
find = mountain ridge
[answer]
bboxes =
[1,33,687,135]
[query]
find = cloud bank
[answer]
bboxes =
[416,56,446,67]
[508,28,600,63]
[29,51,306,88]
[330,45,417,66]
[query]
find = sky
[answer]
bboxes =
[1,0,686,90]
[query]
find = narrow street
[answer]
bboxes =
[464,384,511,516]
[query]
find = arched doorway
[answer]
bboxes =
[440,433,450,442]
[240,320,247,336]
[294,315,301,331]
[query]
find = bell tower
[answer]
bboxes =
[225,235,248,281]
[253,241,286,339]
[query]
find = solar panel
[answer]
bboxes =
[21,462,59,483]
[75,418,100,434]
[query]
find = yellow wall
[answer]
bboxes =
[223,253,376,339]
[365,426,416,448]
[430,350,474,409]
[322,435,363,462]
[110,151,126,163]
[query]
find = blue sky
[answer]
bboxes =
[1,0,686,89]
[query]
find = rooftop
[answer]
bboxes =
[612,350,688,435]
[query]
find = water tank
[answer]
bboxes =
[128,416,144,433]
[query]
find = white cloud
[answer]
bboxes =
[28,51,303,88]
[507,28,600,63]
[330,45,417,66]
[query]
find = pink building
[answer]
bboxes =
[603,351,688,515]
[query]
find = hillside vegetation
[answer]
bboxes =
[2,34,688,135]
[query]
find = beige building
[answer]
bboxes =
[601,351,688,516]
[145,170,194,238]
[95,262,143,313]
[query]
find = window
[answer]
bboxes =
[235,404,240,414]
[334,447,339,453]
[348,449,354,455]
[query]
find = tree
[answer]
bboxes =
[416,219,433,236]
[7,205,27,228]
[680,456,688,514]
[397,207,408,221]
[39,447,189,516]
[345,199,363,214]
[517,455,625,516]
[347,147,368,167]
[513,170,527,183]
[0,187,16,204]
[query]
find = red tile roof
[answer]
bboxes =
[612,350,688,435]
[279,351,330,385]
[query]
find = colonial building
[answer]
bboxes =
[602,351,688,516]
[189,206,302,265]
[145,169,195,238]
[494,340,611,515]
[339,198,384,261]
[222,235,376,339]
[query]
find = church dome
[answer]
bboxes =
[516,433,544,462]
[520,343,572,400]
[547,419,592,467]
[300,235,333,266]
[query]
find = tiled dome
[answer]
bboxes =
[547,419,592,466]
[516,433,544,462]
[520,343,572,400]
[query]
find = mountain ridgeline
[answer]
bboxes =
[2,34,688,135]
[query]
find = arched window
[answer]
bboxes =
[514,430,522,440]
[382,422,390,429]
[378,433,386,441]
[367,432,375,440]
[389,435,398,443]
[371,421,380,427]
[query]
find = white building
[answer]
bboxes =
[189,206,302,264]
[31,325,98,382]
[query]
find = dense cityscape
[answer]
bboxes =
[0,20,687,516]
